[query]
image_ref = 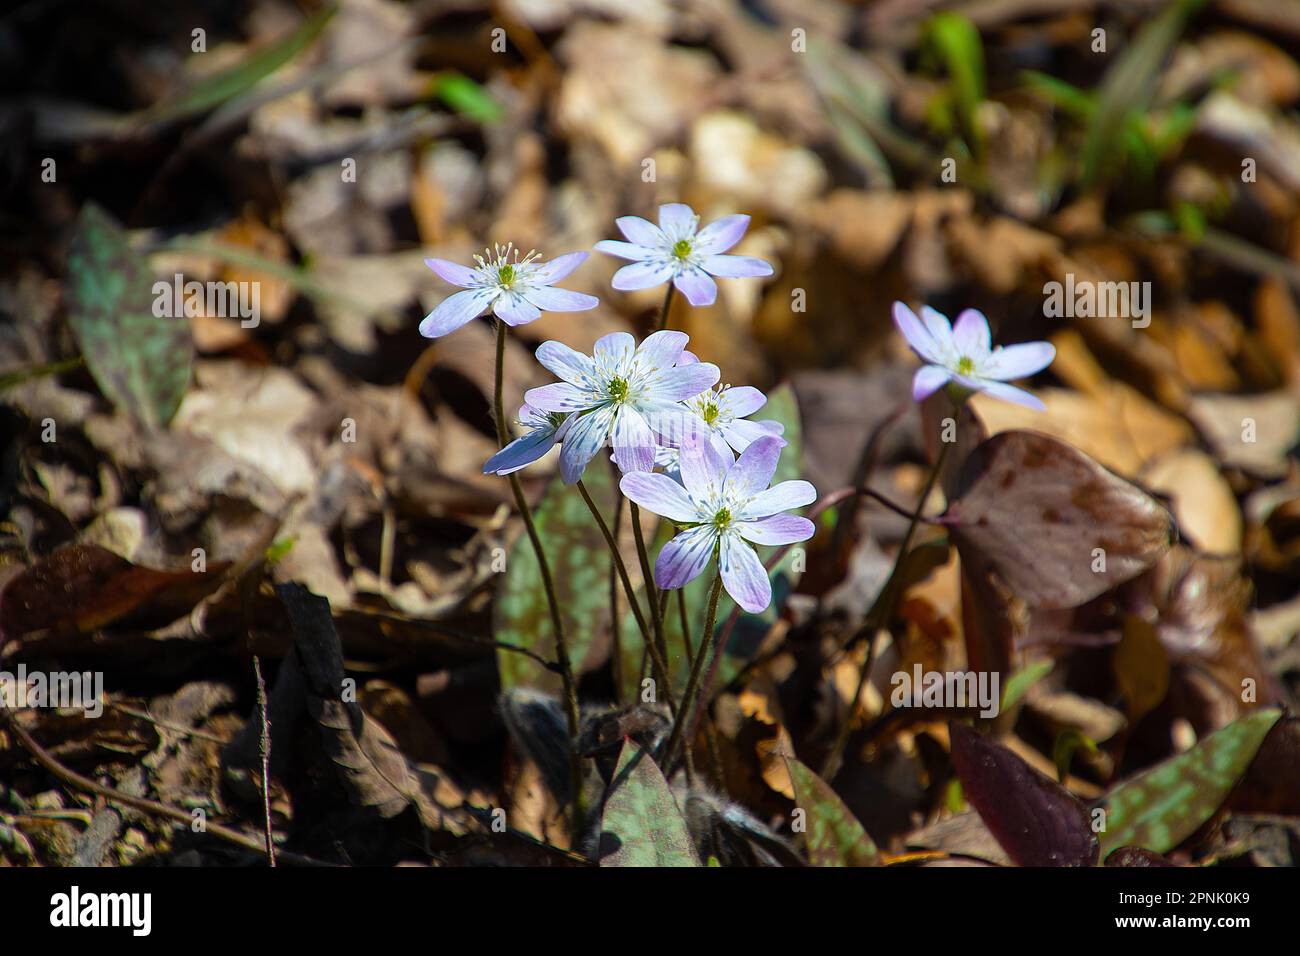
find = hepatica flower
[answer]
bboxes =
[420,244,598,338]
[595,203,773,307]
[620,435,815,613]
[483,403,572,476]
[525,330,719,484]
[893,302,1056,411]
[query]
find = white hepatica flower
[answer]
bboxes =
[892,302,1056,411]
[594,203,774,307]
[524,330,719,484]
[619,434,816,613]
[420,244,598,338]
[482,404,573,476]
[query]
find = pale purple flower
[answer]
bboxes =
[893,302,1056,411]
[524,330,719,484]
[420,244,598,338]
[594,203,773,307]
[483,404,573,476]
[619,434,816,613]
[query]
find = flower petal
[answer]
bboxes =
[593,331,635,367]
[719,532,770,613]
[610,407,658,474]
[736,514,815,546]
[721,418,784,452]
[536,341,596,386]
[529,251,588,285]
[651,362,720,402]
[619,472,699,522]
[739,479,817,519]
[725,434,784,500]
[979,341,1056,380]
[612,260,675,292]
[655,525,716,590]
[493,293,541,326]
[701,254,773,279]
[718,385,767,419]
[678,428,733,500]
[673,268,718,306]
[636,329,689,371]
[594,239,654,261]
[524,381,589,412]
[424,258,479,288]
[919,306,956,357]
[692,214,750,255]
[973,379,1046,410]
[483,429,559,475]
[951,309,991,357]
[892,301,947,365]
[523,286,599,313]
[616,216,665,247]
[559,406,615,484]
[912,364,952,401]
[418,287,495,338]
[658,203,699,240]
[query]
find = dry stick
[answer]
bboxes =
[0,707,330,866]
[252,655,276,868]
[820,440,951,781]
[660,574,724,771]
[493,319,582,823]
[575,479,676,714]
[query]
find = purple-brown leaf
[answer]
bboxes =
[944,430,1174,610]
[949,721,1099,867]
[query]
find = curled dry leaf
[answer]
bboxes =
[944,430,1175,610]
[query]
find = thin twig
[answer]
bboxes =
[821,441,951,780]
[0,707,330,866]
[252,655,276,868]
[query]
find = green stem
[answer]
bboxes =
[608,464,625,706]
[661,574,723,770]
[654,284,676,332]
[677,589,694,668]
[820,439,951,780]
[630,502,671,695]
[493,319,582,820]
[575,480,675,713]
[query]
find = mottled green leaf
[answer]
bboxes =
[785,753,878,866]
[1096,708,1282,860]
[495,462,615,694]
[146,6,337,123]
[65,204,192,430]
[618,383,805,701]
[597,740,699,867]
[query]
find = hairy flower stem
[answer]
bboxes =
[654,284,676,332]
[661,573,723,772]
[575,480,676,714]
[821,439,951,780]
[494,319,582,822]
[630,502,671,690]
[608,460,625,706]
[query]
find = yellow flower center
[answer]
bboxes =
[672,239,692,260]
[957,356,975,376]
